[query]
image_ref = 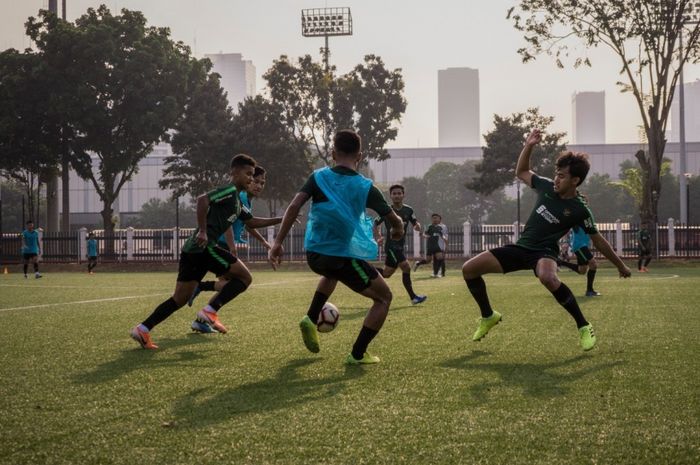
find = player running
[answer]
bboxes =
[130,154,282,349]
[269,130,403,365]
[414,213,448,277]
[462,129,631,351]
[373,185,427,305]
[21,220,41,279]
[557,225,601,296]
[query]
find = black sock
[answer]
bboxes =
[199,281,216,291]
[402,272,417,299]
[586,269,596,292]
[142,297,181,330]
[644,257,652,267]
[465,276,493,318]
[440,259,446,276]
[351,326,379,360]
[307,291,329,323]
[557,259,578,271]
[432,259,440,276]
[638,258,643,270]
[23,264,28,275]
[551,283,588,328]
[33,263,39,273]
[210,278,248,311]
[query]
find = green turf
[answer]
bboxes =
[1,266,698,465]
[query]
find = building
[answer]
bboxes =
[204,53,256,112]
[438,67,480,147]
[668,79,700,143]
[572,91,606,144]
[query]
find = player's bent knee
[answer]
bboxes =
[538,274,559,290]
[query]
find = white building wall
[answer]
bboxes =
[205,53,256,112]
[668,79,700,143]
[438,67,480,147]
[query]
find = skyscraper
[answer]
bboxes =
[438,67,480,147]
[204,53,256,112]
[572,91,606,144]
[668,79,700,143]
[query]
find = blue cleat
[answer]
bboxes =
[191,318,217,334]
[411,295,427,305]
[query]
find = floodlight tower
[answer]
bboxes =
[301,7,353,72]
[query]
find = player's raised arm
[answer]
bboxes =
[516,129,542,188]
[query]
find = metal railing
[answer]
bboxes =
[1,221,699,264]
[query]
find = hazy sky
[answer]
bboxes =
[3,0,700,148]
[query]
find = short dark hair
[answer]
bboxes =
[254,166,266,177]
[26,220,34,225]
[389,184,404,194]
[431,213,442,219]
[334,129,361,155]
[88,232,95,237]
[231,154,256,169]
[555,151,590,186]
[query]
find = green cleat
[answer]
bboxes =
[299,315,320,353]
[472,311,502,341]
[579,324,597,351]
[345,352,380,365]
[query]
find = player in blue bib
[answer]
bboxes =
[21,220,42,279]
[557,225,600,296]
[87,232,99,274]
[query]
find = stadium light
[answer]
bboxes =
[679,2,700,224]
[301,7,353,71]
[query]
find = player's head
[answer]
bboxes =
[389,184,404,204]
[230,154,256,190]
[249,166,266,198]
[332,130,362,165]
[26,220,34,230]
[554,151,590,193]
[431,213,441,224]
[88,232,95,238]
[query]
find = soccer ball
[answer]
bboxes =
[317,302,340,333]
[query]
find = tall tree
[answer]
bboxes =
[509,0,700,225]
[467,108,567,195]
[160,60,235,199]
[264,54,406,165]
[27,6,195,234]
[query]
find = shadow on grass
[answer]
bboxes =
[440,350,626,402]
[171,357,365,427]
[73,334,215,384]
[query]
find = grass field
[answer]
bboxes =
[1,265,699,465]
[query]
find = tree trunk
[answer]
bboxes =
[101,200,115,257]
[61,142,70,232]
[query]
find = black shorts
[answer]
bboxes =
[574,247,594,266]
[639,246,651,256]
[426,243,444,256]
[490,244,556,273]
[384,243,407,268]
[306,251,379,293]
[23,253,38,261]
[88,256,97,262]
[177,246,238,282]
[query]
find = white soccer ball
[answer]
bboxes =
[317,302,340,333]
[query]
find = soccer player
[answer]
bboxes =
[269,129,404,365]
[637,225,652,272]
[87,232,98,274]
[21,220,41,279]
[373,185,427,305]
[557,225,601,296]
[462,129,631,351]
[189,166,279,333]
[130,154,282,349]
[414,213,448,277]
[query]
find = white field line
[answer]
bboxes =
[0,277,319,313]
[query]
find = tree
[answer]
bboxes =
[467,108,567,195]
[27,6,196,235]
[611,158,672,223]
[232,96,312,215]
[264,54,406,165]
[509,0,700,226]
[122,198,196,229]
[160,60,235,199]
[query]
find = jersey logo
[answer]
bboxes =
[227,213,239,223]
[536,205,560,224]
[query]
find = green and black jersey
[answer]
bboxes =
[375,204,417,248]
[182,184,253,253]
[426,223,448,251]
[299,166,391,216]
[516,175,597,256]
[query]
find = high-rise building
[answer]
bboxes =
[572,91,606,144]
[668,79,700,143]
[204,53,256,112]
[438,67,480,147]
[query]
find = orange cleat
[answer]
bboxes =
[196,309,228,334]
[130,326,159,349]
